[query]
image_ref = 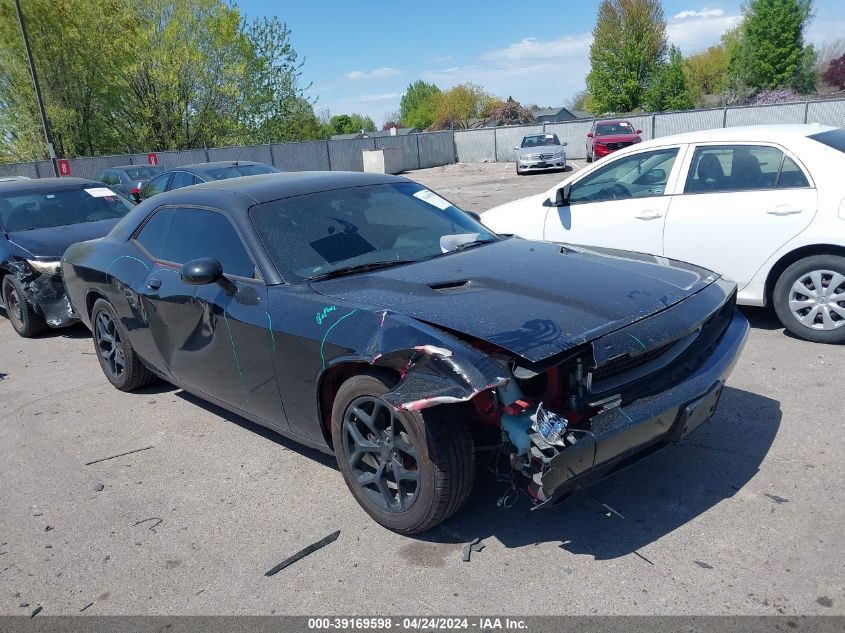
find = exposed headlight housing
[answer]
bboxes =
[554,150,565,158]
[26,259,62,275]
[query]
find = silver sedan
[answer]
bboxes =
[515,133,567,175]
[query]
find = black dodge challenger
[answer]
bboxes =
[62,172,749,534]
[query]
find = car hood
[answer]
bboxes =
[517,145,565,157]
[5,218,120,259]
[310,238,717,364]
[594,134,641,143]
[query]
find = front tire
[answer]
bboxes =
[2,275,47,338]
[515,163,523,176]
[90,299,155,390]
[331,370,474,534]
[773,255,845,343]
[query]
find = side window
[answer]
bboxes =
[568,148,679,204]
[685,145,785,193]
[169,171,196,190]
[134,208,174,259]
[100,171,117,185]
[141,173,170,199]
[161,209,257,279]
[777,156,810,188]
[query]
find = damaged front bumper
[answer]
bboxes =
[534,310,749,506]
[4,262,78,328]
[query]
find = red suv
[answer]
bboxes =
[586,120,642,162]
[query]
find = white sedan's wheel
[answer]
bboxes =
[773,255,845,343]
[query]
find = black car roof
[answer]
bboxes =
[107,165,163,171]
[185,171,408,204]
[173,160,264,174]
[0,177,100,194]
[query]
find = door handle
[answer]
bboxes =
[766,208,802,216]
[147,277,162,290]
[635,211,663,220]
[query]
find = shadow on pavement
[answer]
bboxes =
[154,377,779,560]
[175,389,338,469]
[420,386,781,559]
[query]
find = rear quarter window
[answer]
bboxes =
[809,129,845,153]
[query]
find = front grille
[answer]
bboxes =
[591,339,676,384]
[529,152,555,160]
[604,141,634,151]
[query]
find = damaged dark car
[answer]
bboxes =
[1,178,134,337]
[61,172,749,534]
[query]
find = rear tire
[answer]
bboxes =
[586,146,593,163]
[773,255,845,344]
[331,370,474,534]
[90,298,156,390]
[2,275,47,338]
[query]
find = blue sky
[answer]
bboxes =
[235,1,845,125]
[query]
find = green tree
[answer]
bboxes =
[0,0,139,159]
[0,0,315,160]
[645,46,695,111]
[433,83,493,129]
[684,44,730,106]
[329,113,375,135]
[586,0,667,114]
[729,0,817,94]
[399,80,440,129]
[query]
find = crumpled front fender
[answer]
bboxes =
[324,309,509,412]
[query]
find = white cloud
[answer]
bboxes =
[480,34,593,62]
[667,11,741,53]
[358,92,404,102]
[674,8,725,20]
[344,67,402,81]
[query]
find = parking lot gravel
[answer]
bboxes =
[0,162,842,616]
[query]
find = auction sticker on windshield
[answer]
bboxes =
[84,187,119,198]
[413,189,451,210]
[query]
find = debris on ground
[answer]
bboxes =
[94,483,105,492]
[265,530,340,577]
[764,493,789,504]
[694,560,714,570]
[633,551,654,566]
[79,602,94,612]
[132,517,163,533]
[85,445,154,466]
[462,537,486,562]
[30,606,42,617]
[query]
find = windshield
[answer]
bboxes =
[204,164,280,180]
[809,128,845,154]
[250,182,497,281]
[0,186,133,232]
[596,122,634,136]
[125,166,163,181]
[521,134,560,148]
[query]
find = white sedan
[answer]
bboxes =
[482,124,845,344]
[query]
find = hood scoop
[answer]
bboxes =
[428,279,471,293]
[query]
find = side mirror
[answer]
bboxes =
[513,146,520,151]
[181,258,223,285]
[129,189,141,204]
[587,132,593,138]
[636,129,642,135]
[550,183,572,207]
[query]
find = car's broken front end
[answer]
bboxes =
[466,277,748,506]
[3,257,77,328]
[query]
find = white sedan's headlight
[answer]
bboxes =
[554,150,565,158]
[26,259,62,275]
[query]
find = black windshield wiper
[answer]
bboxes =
[306,259,417,281]
[450,238,497,252]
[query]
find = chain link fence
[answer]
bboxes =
[0,131,456,180]
[453,97,845,162]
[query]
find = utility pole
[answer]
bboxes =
[14,0,59,177]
